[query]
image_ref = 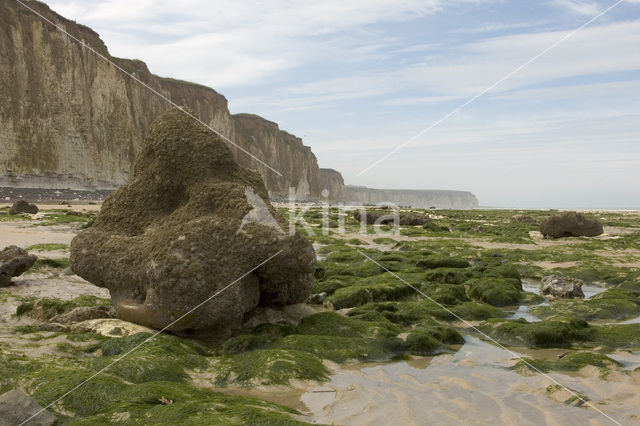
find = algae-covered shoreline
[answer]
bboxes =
[1,204,639,424]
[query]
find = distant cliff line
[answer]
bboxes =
[345,186,479,209]
[0,0,479,209]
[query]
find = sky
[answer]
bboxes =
[43,0,640,208]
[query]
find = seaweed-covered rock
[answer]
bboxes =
[539,212,603,238]
[70,108,315,334]
[465,277,522,306]
[353,210,429,226]
[8,200,38,215]
[0,245,37,287]
[540,275,585,299]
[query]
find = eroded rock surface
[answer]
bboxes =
[70,108,315,335]
[540,212,603,238]
[0,389,56,426]
[0,246,37,287]
[540,275,585,299]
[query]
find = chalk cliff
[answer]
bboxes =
[0,0,319,198]
[345,186,479,209]
[319,168,346,201]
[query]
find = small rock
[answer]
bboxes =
[242,303,316,330]
[0,246,38,287]
[307,292,327,304]
[9,200,38,215]
[540,275,585,299]
[110,326,123,335]
[158,396,173,406]
[50,305,116,324]
[0,389,56,426]
[69,318,155,337]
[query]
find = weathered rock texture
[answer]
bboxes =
[346,186,479,209]
[9,199,38,214]
[69,108,316,334]
[540,275,585,299]
[0,245,37,287]
[0,1,325,199]
[540,212,603,238]
[0,389,56,426]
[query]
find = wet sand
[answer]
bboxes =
[299,337,640,425]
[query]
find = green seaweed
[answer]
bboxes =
[213,349,329,387]
[514,351,621,373]
[479,318,592,347]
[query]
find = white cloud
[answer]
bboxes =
[272,19,640,109]
[549,0,602,16]
[44,0,454,86]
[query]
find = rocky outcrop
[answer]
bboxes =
[70,108,316,334]
[0,245,37,287]
[346,186,479,209]
[540,275,585,299]
[0,1,328,199]
[319,168,346,201]
[540,212,603,238]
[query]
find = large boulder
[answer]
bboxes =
[540,275,585,299]
[0,389,56,426]
[0,246,37,287]
[9,200,38,215]
[539,212,603,238]
[70,107,315,335]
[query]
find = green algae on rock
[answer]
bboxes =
[70,107,316,334]
[479,318,593,347]
[530,288,640,321]
[513,351,621,373]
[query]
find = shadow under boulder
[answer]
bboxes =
[70,107,316,336]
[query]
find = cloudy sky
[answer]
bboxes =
[44,0,640,208]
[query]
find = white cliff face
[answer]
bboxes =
[231,114,322,200]
[319,168,346,201]
[345,186,479,209]
[0,1,327,199]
